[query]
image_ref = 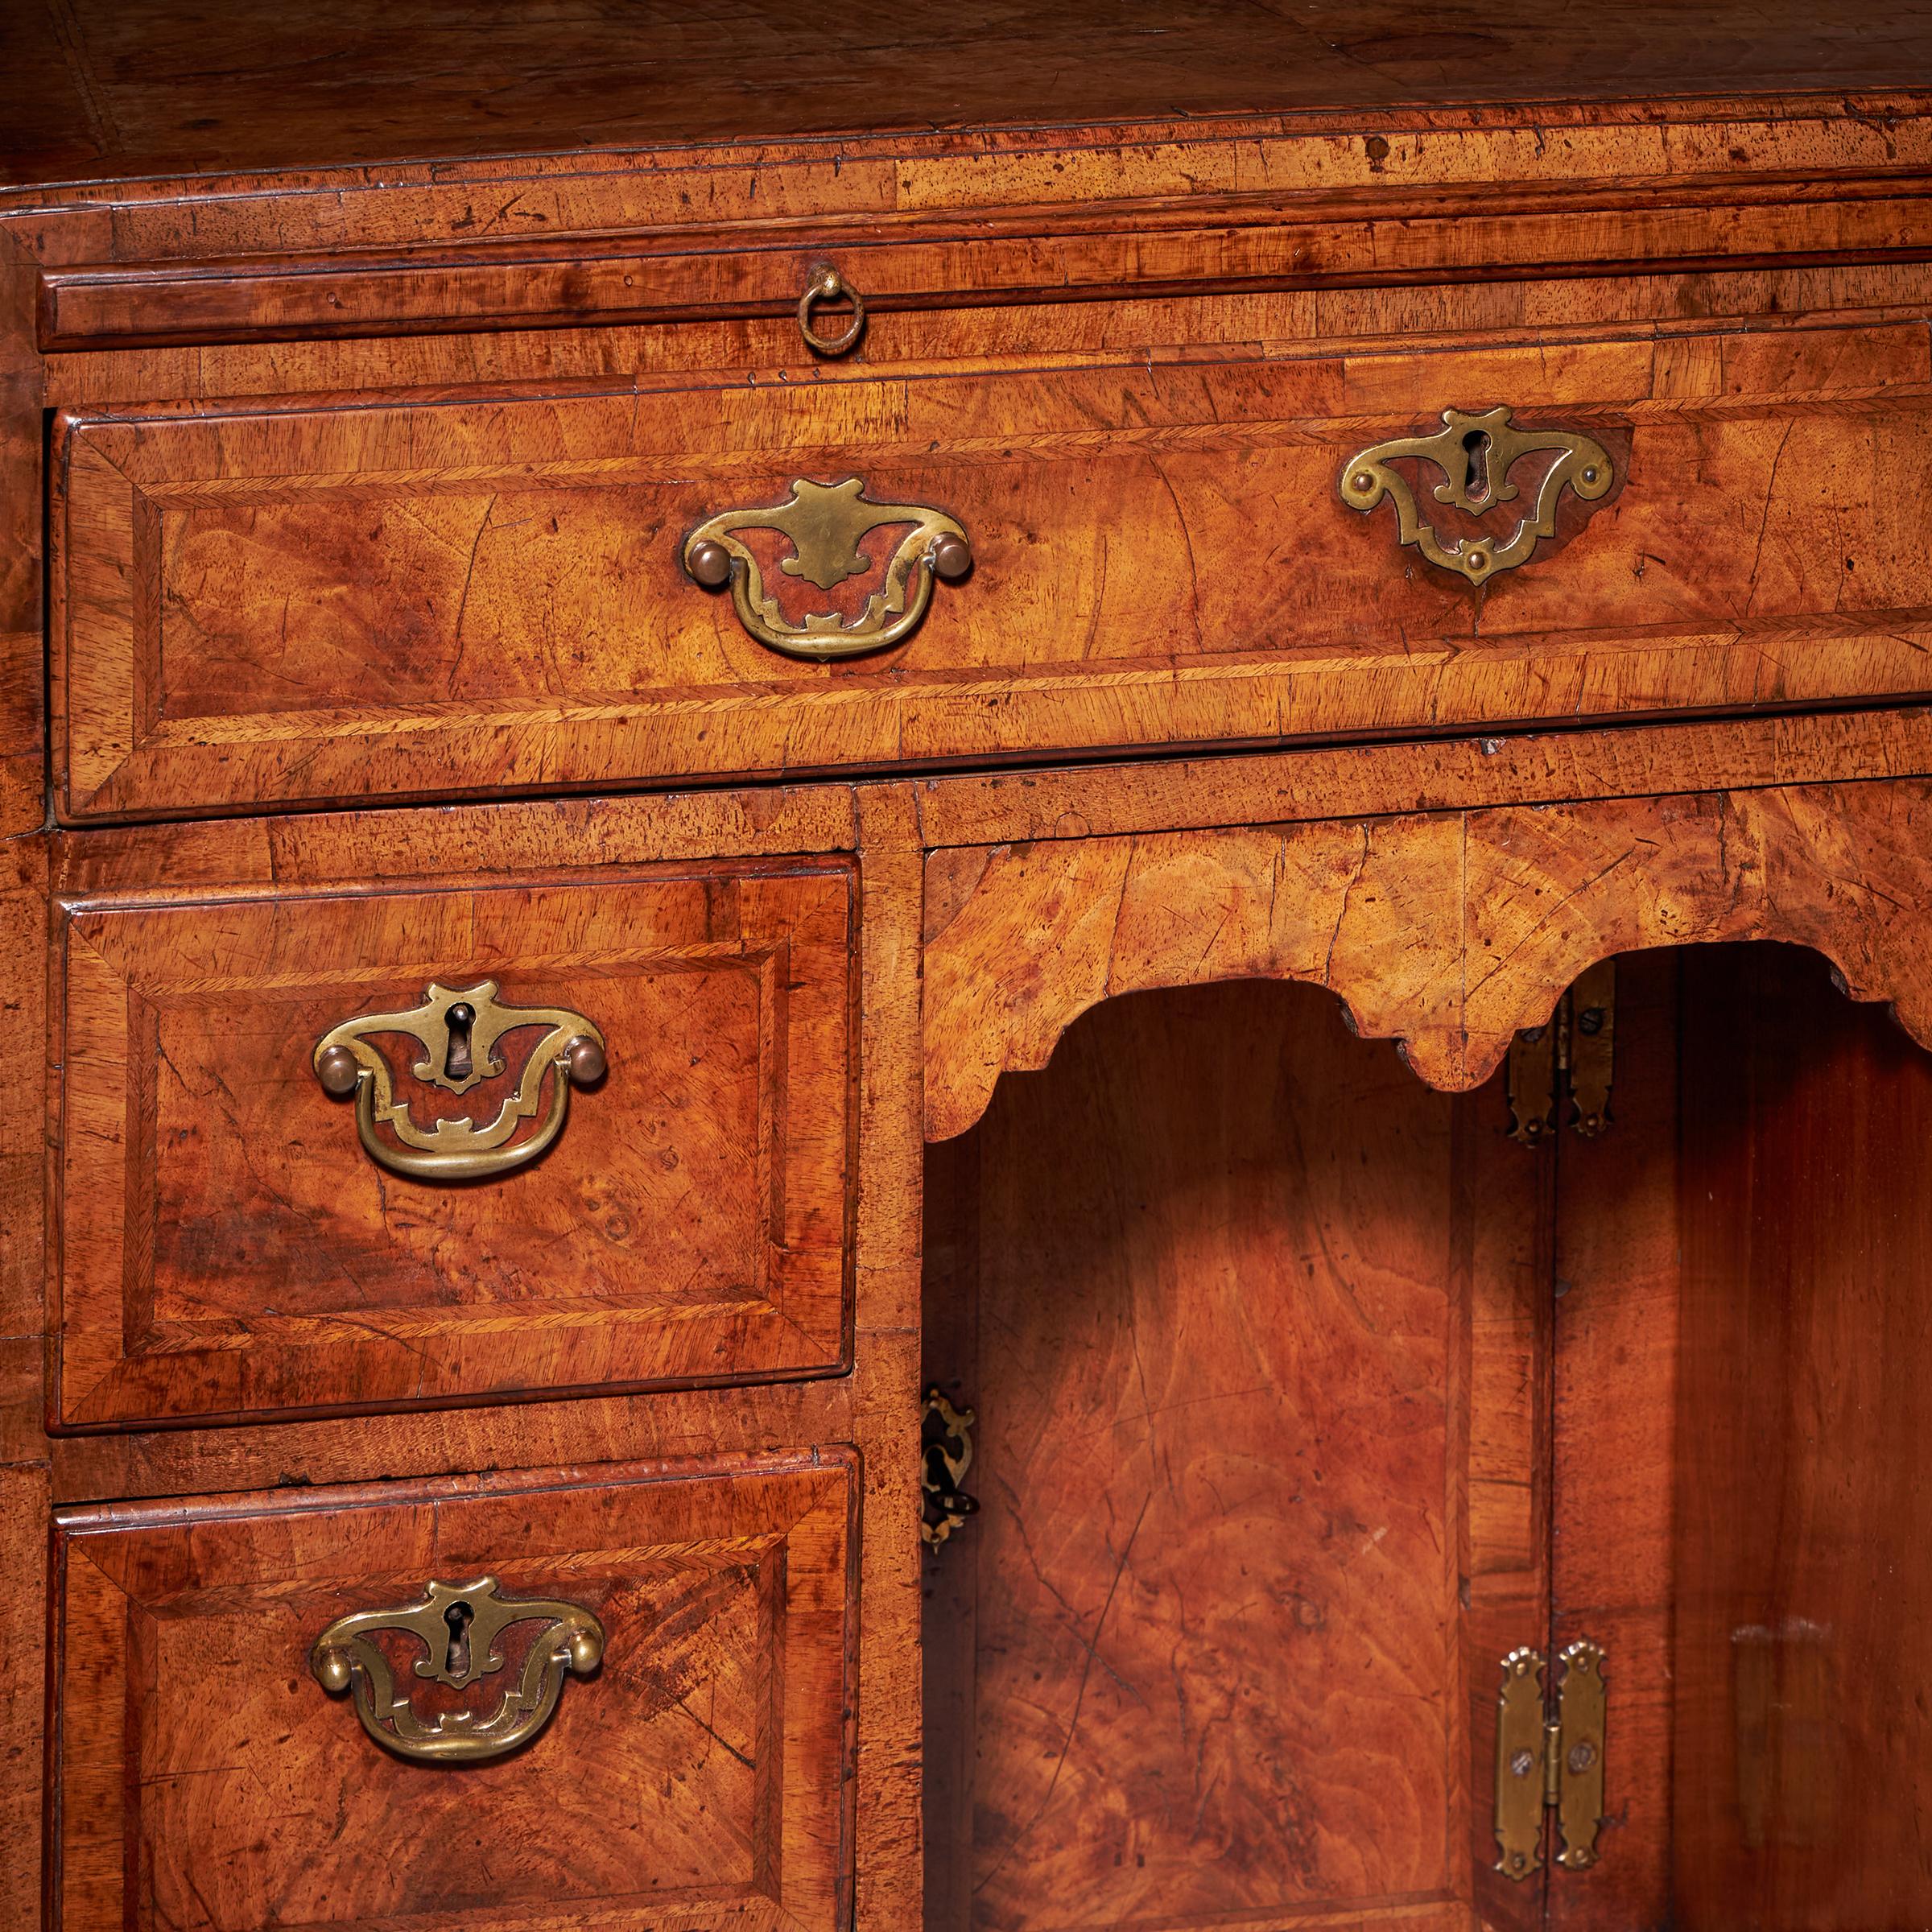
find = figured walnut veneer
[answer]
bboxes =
[922,780,1932,1140]
[50,322,1932,818]
[52,861,857,1429]
[48,1452,857,1932]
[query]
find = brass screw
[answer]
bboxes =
[1568,1740,1597,1773]
[1511,1748,1536,1777]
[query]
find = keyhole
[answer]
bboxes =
[444,1002,475,1083]
[444,1599,474,1677]
[1462,429,1492,502]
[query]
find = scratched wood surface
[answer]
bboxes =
[48,1451,857,1932]
[919,979,1549,1932]
[51,321,1932,817]
[922,779,1932,1140]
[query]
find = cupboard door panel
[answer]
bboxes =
[48,1452,858,1932]
[921,980,1550,1932]
[52,861,856,1428]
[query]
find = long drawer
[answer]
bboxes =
[52,319,1932,819]
[50,857,857,1430]
[47,1451,857,1932]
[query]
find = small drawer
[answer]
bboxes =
[47,1451,857,1932]
[49,317,1932,819]
[51,859,855,1430]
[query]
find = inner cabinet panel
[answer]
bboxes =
[921,980,1548,1932]
[923,947,1932,1932]
[47,1452,857,1932]
[51,859,857,1429]
[1671,944,1932,1931]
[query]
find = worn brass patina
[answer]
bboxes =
[1340,406,1614,584]
[312,980,606,1182]
[797,260,865,355]
[684,476,972,659]
[1493,1639,1609,1880]
[311,1576,605,1765]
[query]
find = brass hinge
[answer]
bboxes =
[1494,1641,1608,1881]
[1507,959,1616,1146]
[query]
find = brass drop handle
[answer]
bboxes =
[312,1577,605,1765]
[313,980,606,1183]
[798,260,865,356]
[685,474,972,659]
[1340,406,1614,584]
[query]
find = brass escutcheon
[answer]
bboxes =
[312,1576,605,1765]
[921,1386,979,1550]
[1340,406,1614,584]
[684,475,972,659]
[312,980,606,1183]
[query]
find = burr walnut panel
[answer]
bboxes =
[52,859,857,1430]
[47,1451,857,1932]
[922,778,1932,1139]
[52,320,1932,819]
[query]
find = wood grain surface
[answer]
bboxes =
[920,980,1548,1932]
[52,859,857,1427]
[1674,944,1932,1926]
[48,1451,857,1932]
[6,1,1932,190]
[51,321,1932,817]
[922,778,1932,1139]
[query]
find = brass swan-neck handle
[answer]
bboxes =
[311,1576,605,1765]
[313,980,605,1183]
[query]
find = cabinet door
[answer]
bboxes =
[920,979,1553,1932]
[48,1451,857,1932]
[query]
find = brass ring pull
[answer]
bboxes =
[313,980,606,1183]
[685,474,972,660]
[312,1577,605,1765]
[1340,406,1614,584]
[798,261,865,356]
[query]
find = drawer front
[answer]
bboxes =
[52,320,1932,819]
[52,861,855,1429]
[48,1453,857,1932]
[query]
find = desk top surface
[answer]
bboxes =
[6,0,1931,192]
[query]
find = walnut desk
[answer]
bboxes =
[6,7,1932,1929]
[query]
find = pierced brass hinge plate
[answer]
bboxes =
[1508,959,1616,1146]
[1494,1640,1608,1881]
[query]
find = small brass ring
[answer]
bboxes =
[799,262,865,357]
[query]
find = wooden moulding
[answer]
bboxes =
[920,776,1932,1140]
[32,180,1932,350]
